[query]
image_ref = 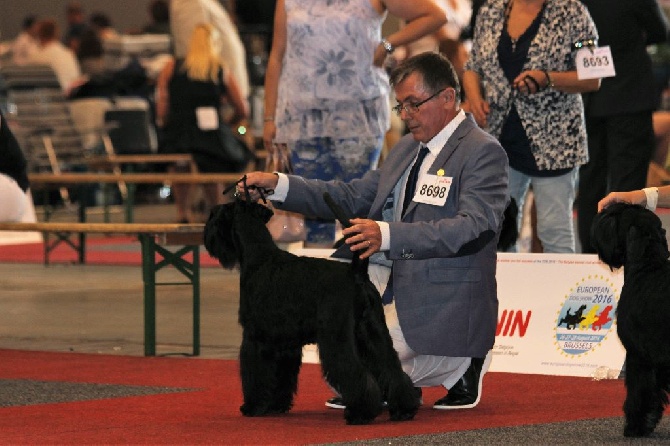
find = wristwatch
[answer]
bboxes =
[381,38,395,54]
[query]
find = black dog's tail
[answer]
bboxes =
[323,192,353,230]
[323,192,368,270]
[323,195,382,319]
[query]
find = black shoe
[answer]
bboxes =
[433,356,486,410]
[325,395,392,410]
[325,396,346,409]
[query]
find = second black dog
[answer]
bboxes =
[591,203,670,437]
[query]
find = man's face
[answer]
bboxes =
[393,72,454,144]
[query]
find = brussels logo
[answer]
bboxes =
[554,275,618,356]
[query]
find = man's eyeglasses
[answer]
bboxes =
[392,88,446,116]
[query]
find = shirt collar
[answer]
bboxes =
[424,109,466,156]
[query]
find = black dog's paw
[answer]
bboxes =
[624,421,652,438]
[388,400,419,422]
[625,409,664,437]
[344,401,383,425]
[389,410,417,422]
[344,412,376,425]
[240,403,261,417]
[624,412,661,438]
[387,385,420,422]
[269,402,293,414]
[240,402,288,417]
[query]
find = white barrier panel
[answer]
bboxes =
[492,253,625,377]
[294,249,626,378]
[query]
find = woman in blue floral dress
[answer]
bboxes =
[263,0,446,246]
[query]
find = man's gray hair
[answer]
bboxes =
[389,52,461,100]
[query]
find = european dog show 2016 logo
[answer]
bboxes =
[555,275,618,356]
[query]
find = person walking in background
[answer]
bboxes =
[462,0,600,253]
[397,0,471,59]
[263,0,447,247]
[63,1,89,53]
[143,0,171,35]
[75,28,106,78]
[29,19,82,94]
[11,15,39,65]
[398,0,472,83]
[89,12,119,42]
[170,0,251,103]
[156,23,249,223]
[577,0,669,253]
[242,52,509,411]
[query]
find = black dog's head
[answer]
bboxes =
[590,202,669,270]
[204,199,274,269]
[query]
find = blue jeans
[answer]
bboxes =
[291,136,383,245]
[508,167,577,253]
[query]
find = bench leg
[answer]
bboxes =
[79,233,86,264]
[139,234,157,356]
[125,184,136,223]
[138,234,201,357]
[42,231,86,265]
[192,246,200,356]
[102,183,111,223]
[43,232,50,266]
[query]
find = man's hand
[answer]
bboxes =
[342,218,381,259]
[235,172,279,201]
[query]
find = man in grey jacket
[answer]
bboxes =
[240,52,509,410]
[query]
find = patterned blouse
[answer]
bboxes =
[274,0,390,144]
[465,0,598,170]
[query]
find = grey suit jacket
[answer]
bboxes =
[278,114,509,357]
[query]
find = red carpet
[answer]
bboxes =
[0,236,221,267]
[0,349,638,445]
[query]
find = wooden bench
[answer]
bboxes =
[28,171,245,184]
[28,171,244,223]
[0,221,206,357]
[83,154,199,202]
[84,153,198,172]
[84,151,266,190]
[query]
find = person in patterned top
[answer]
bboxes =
[463,0,600,253]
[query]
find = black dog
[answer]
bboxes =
[203,184,420,425]
[591,203,670,437]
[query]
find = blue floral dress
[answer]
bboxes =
[274,0,391,243]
